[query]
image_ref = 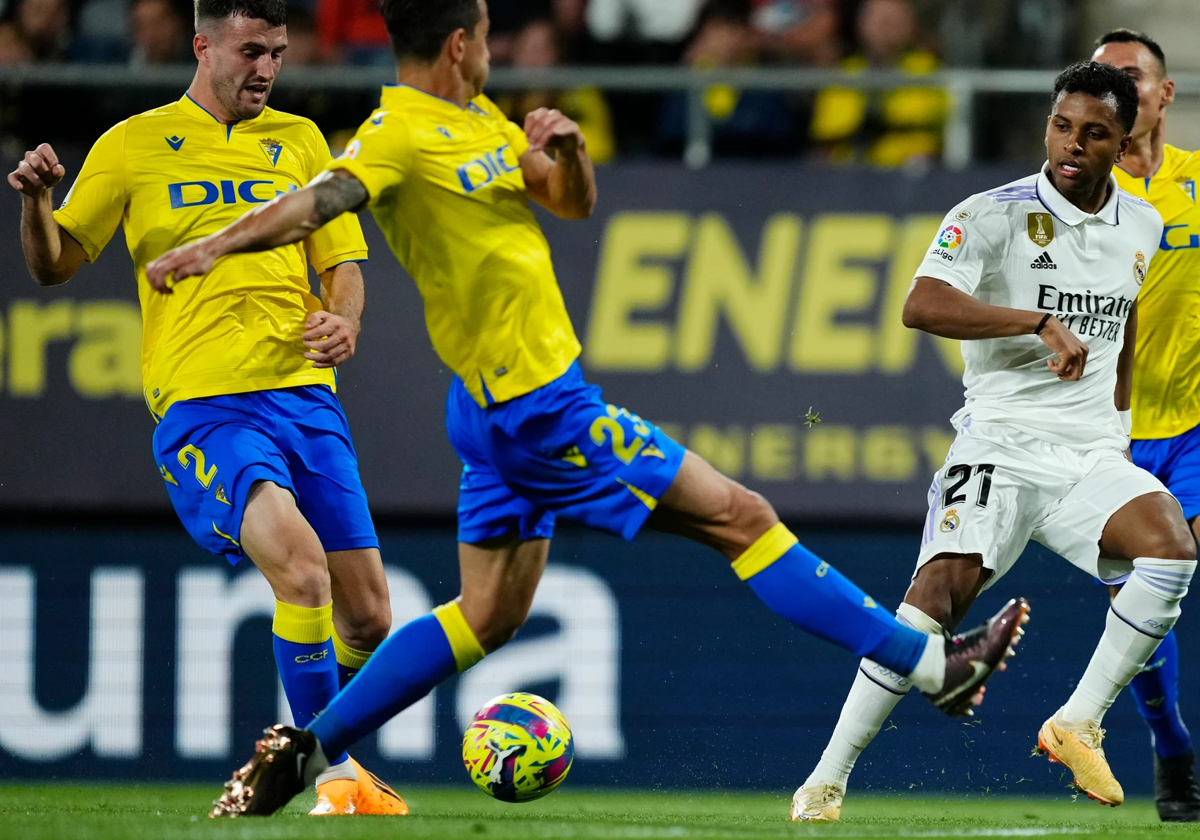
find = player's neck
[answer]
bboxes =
[1119,119,1167,179]
[186,76,239,124]
[396,62,470,109]
[1047,169,1112,216]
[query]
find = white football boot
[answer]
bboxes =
[790,782,844,822]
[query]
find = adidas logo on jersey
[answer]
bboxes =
[1031,252,1057,269]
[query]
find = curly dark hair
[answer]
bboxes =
[1052,60,1140,135]
[195,0,286,28]
[381,0,483,61]
[1096,28,1166,76]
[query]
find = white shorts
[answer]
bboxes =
[917,418,1174,588]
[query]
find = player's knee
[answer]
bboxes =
[263,549,330,607]
[460,598,529,654]
[339,603,392,651]
[725,488,779,553]
[1138,528,1197,564]
[474,612,527,654]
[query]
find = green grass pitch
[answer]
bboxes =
[1,783,1197,840]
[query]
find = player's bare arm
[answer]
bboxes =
[305,261,365,369]
[8,143,87,286]
[903,276,1089,381]
[520,108,597,220]
[145,169,368,294]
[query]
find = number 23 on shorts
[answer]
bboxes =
[589,405,652,465]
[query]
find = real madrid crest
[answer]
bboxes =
[940,509,960,533]
[1027,212,1054,248]
[1134,251,1147,285]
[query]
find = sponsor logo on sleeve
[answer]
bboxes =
[931,223,964,262]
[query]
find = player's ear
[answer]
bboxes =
[1163,77,1176,108]
[446,27,467,63]
[193,32,207,63]
[1115,132,1132,163]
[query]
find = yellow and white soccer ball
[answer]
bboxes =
[462,692,574,802]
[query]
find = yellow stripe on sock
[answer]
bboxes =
[273,600,333,645]
[332,628,372,670]
[731,522,799,581]
[433,601,486,672]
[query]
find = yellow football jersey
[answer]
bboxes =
[327,85,581,407]
[1115,144,1200,439]
[54,94,369,418]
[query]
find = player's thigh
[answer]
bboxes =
[1100,491,1195,562]
[240,480,331,607]
[648,450,778,560]
[327,548,391,650]
[152,396,295,565]
[458,535,551,652]
[274,386,381,556]
[1037,452,1188,582]
[914,423,1036,595]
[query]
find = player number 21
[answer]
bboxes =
[942,463,996,509]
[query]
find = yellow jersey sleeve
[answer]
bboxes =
[482,96,531,159]
[299,122,369,273]
[53,121,128,262]
[326,108,416,204]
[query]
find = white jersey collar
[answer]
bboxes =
[1036,162,1120,227]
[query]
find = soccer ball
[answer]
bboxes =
[462,692,574,802]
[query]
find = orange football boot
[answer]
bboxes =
[310,758,410,816]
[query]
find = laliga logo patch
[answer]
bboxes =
[940,509,960,533]
[1134,251,1147,285]
[343,139,362,160]
[937,224,964,249]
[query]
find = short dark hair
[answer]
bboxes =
[194,0,287,30]
[1052,60,1139,135]
[381,0,482,61]
[1096,28,1167,76]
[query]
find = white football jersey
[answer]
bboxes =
[916,164,1163,450]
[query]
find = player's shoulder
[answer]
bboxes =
[1164,143,1200,175]
[467,94,507,121]
[945,173,1039,232]
[1116,186,1160,220]
[255,107,326,146]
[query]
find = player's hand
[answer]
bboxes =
[524,108,586,155]
[145,241,217,295]
[303,311,359,368]
[8,143,65,199]
[1037,316,1089,381]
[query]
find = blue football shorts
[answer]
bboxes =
[446,362,687,544]
[152,385,378,564]
[1132,423,1200,522]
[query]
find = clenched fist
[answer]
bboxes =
[9,143,65,199]
[523,108,586,156]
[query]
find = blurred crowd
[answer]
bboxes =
[0,0,991,164]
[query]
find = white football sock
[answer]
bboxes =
[314,756,356,787]
[804,604,943,788]
[1061,557,1195,726]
